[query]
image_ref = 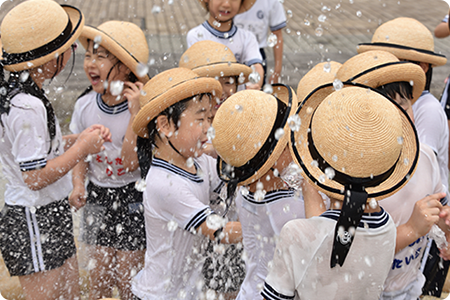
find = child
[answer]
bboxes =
[179,39,251,298]
[187,0,264,90]
[211,85,307,299]
[262,85,420,300]
[179,40,252,118]
[69,21,150,300]
[337,50,450,298]
[234,0,287,84]
[0,0,109,299]
[130,67,242,299]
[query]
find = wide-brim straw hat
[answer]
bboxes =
[197,0,256,14]
[290,83,419,201]
[79,21,150,83]
[1,0,84,72]
[357,17,447,67]
[337,50,426,104]
[133,67,222,138]
[297,61,342,103]
[213,84,298,186]
[179,40,252,83]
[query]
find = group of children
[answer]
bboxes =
[1,0,450,300]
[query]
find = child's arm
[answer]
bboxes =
[120,81,144,172]
[22,128,106,191]
[246,63,264,90]
[199,219,242,244]
[302,180,327,218]
[394,193,444,253]
[269,28,284,84]
[63,124,111,151]
[69,160,89,210]
[435,13,450,38]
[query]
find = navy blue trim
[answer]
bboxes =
[246,58,263,67]
[152,158,203,183]
[320,207,389,229]
[261,282,295,300]
[421,90,430,97]
[96,93,129,115]
[441,196,448,206]
[19,158,47,172]
[185,207,214,232]
[213,181,225,193]
[202,21,238,39]
[270,21,287,32]
[242,189,295,205]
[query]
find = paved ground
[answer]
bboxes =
[1,0,450,298]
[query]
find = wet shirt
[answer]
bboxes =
[262,208,395,300]
[235,188,305,300]
[412,91,449,192]
[187,21,263,67]
[70,91,141,188]
[234,0,287,48]
[379,143,446,296]
[0,93,71,207]
[131,155,222,300]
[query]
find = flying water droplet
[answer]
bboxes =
[136,63,149,78]
[397,136,404,145]
[369,199,378,209]
[356,11,362,17]
[248,71,261,84]
[213,20,221,28]
[254,189,266,201]
[318,174,326,183]
[333,79,343,91]
[283,204,290,213]
[267,33,278,47]
[263,84,273,94]
[235,104,243,112]
[403,158,409,165]
[287,10,293,18]
[287,114,301,132]
[315,27,324,36]
[274,128,285,140]
[318,14,327,22]
[323,62,331,73]
[332,155,338,162]
[241,186,249,196]
[409,80,414,86]
[152,5,162,14]
[207,127,215,141]
[116,223,123,235]
[304,19,310,26]
[135,179,146,192]
[186,157,194,168]
[20,72,29,83]
[311,160,319,168]
[325,167,335,180]
[110,80,124,96]
[29,206,36,214]
[167,220,178,232]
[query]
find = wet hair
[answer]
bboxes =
[376,81,414,102]
[0,46,76,152]
[137,93,212,179]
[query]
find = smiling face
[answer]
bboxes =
[168,94,213,158]
[83,40,131,95]
[212,76,238,117]
[205,0,242,23]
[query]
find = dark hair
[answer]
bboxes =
[376,81,413,102]
[137,93,212,179]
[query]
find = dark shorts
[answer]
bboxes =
[0,199,76,277]
[81,181,146,251]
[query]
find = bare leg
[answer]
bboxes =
[19,255,80,300]
[87,245,116,300]
[115,249,145,300]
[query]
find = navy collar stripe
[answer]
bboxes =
[152,158,203,183]
[320,208,389,229]
[96,93,129,115]
[185,207,214,232]
[202,21,238,39]
[242,189,296,204]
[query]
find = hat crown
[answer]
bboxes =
[97,21,149,64]
[297,61,341,102]
[213,90,278,167]
[1,0,69,54]
[311,87,403,178]
[372,17,434,52]
[180,40,237,70]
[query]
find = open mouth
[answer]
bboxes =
[89,73,101,86]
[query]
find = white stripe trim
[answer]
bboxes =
[31,212,45,271]
[25,208,40,273]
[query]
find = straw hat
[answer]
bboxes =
[133,67,222,138]
[197,0,256,14]
[297,61,342,103]
[1,0,84,72]
[337,51,425,104]
[79,21,150,83]
[179,40,252,83]
[290,84,419,201]
[357,17,447,67]
[213,84,297,186]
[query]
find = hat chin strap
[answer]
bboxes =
[168,139,188,160]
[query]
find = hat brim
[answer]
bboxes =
[79,25,150,83]
[290,82,419,201]
[197,0,256,14]
[357,43,447,67]
[4,5,84,72]
[133,77,222,138]
[217,84,298,186]
[192,62,252,83]
[346,61,426,105]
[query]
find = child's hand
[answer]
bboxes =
[77,128,105,155]
[69,184,86,211]
[123,81,144,115]
[407,193,445,238]
[90,124,112,142]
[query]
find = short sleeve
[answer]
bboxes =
[69,98,86,134]
[269,0,287,31]
[241,31,263,66]
[7,96,50,170]
[262,222,297,300]
[186,28,201,48]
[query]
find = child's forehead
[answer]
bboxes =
[86,40,108,53]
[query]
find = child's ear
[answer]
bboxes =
[156,115,173,138]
